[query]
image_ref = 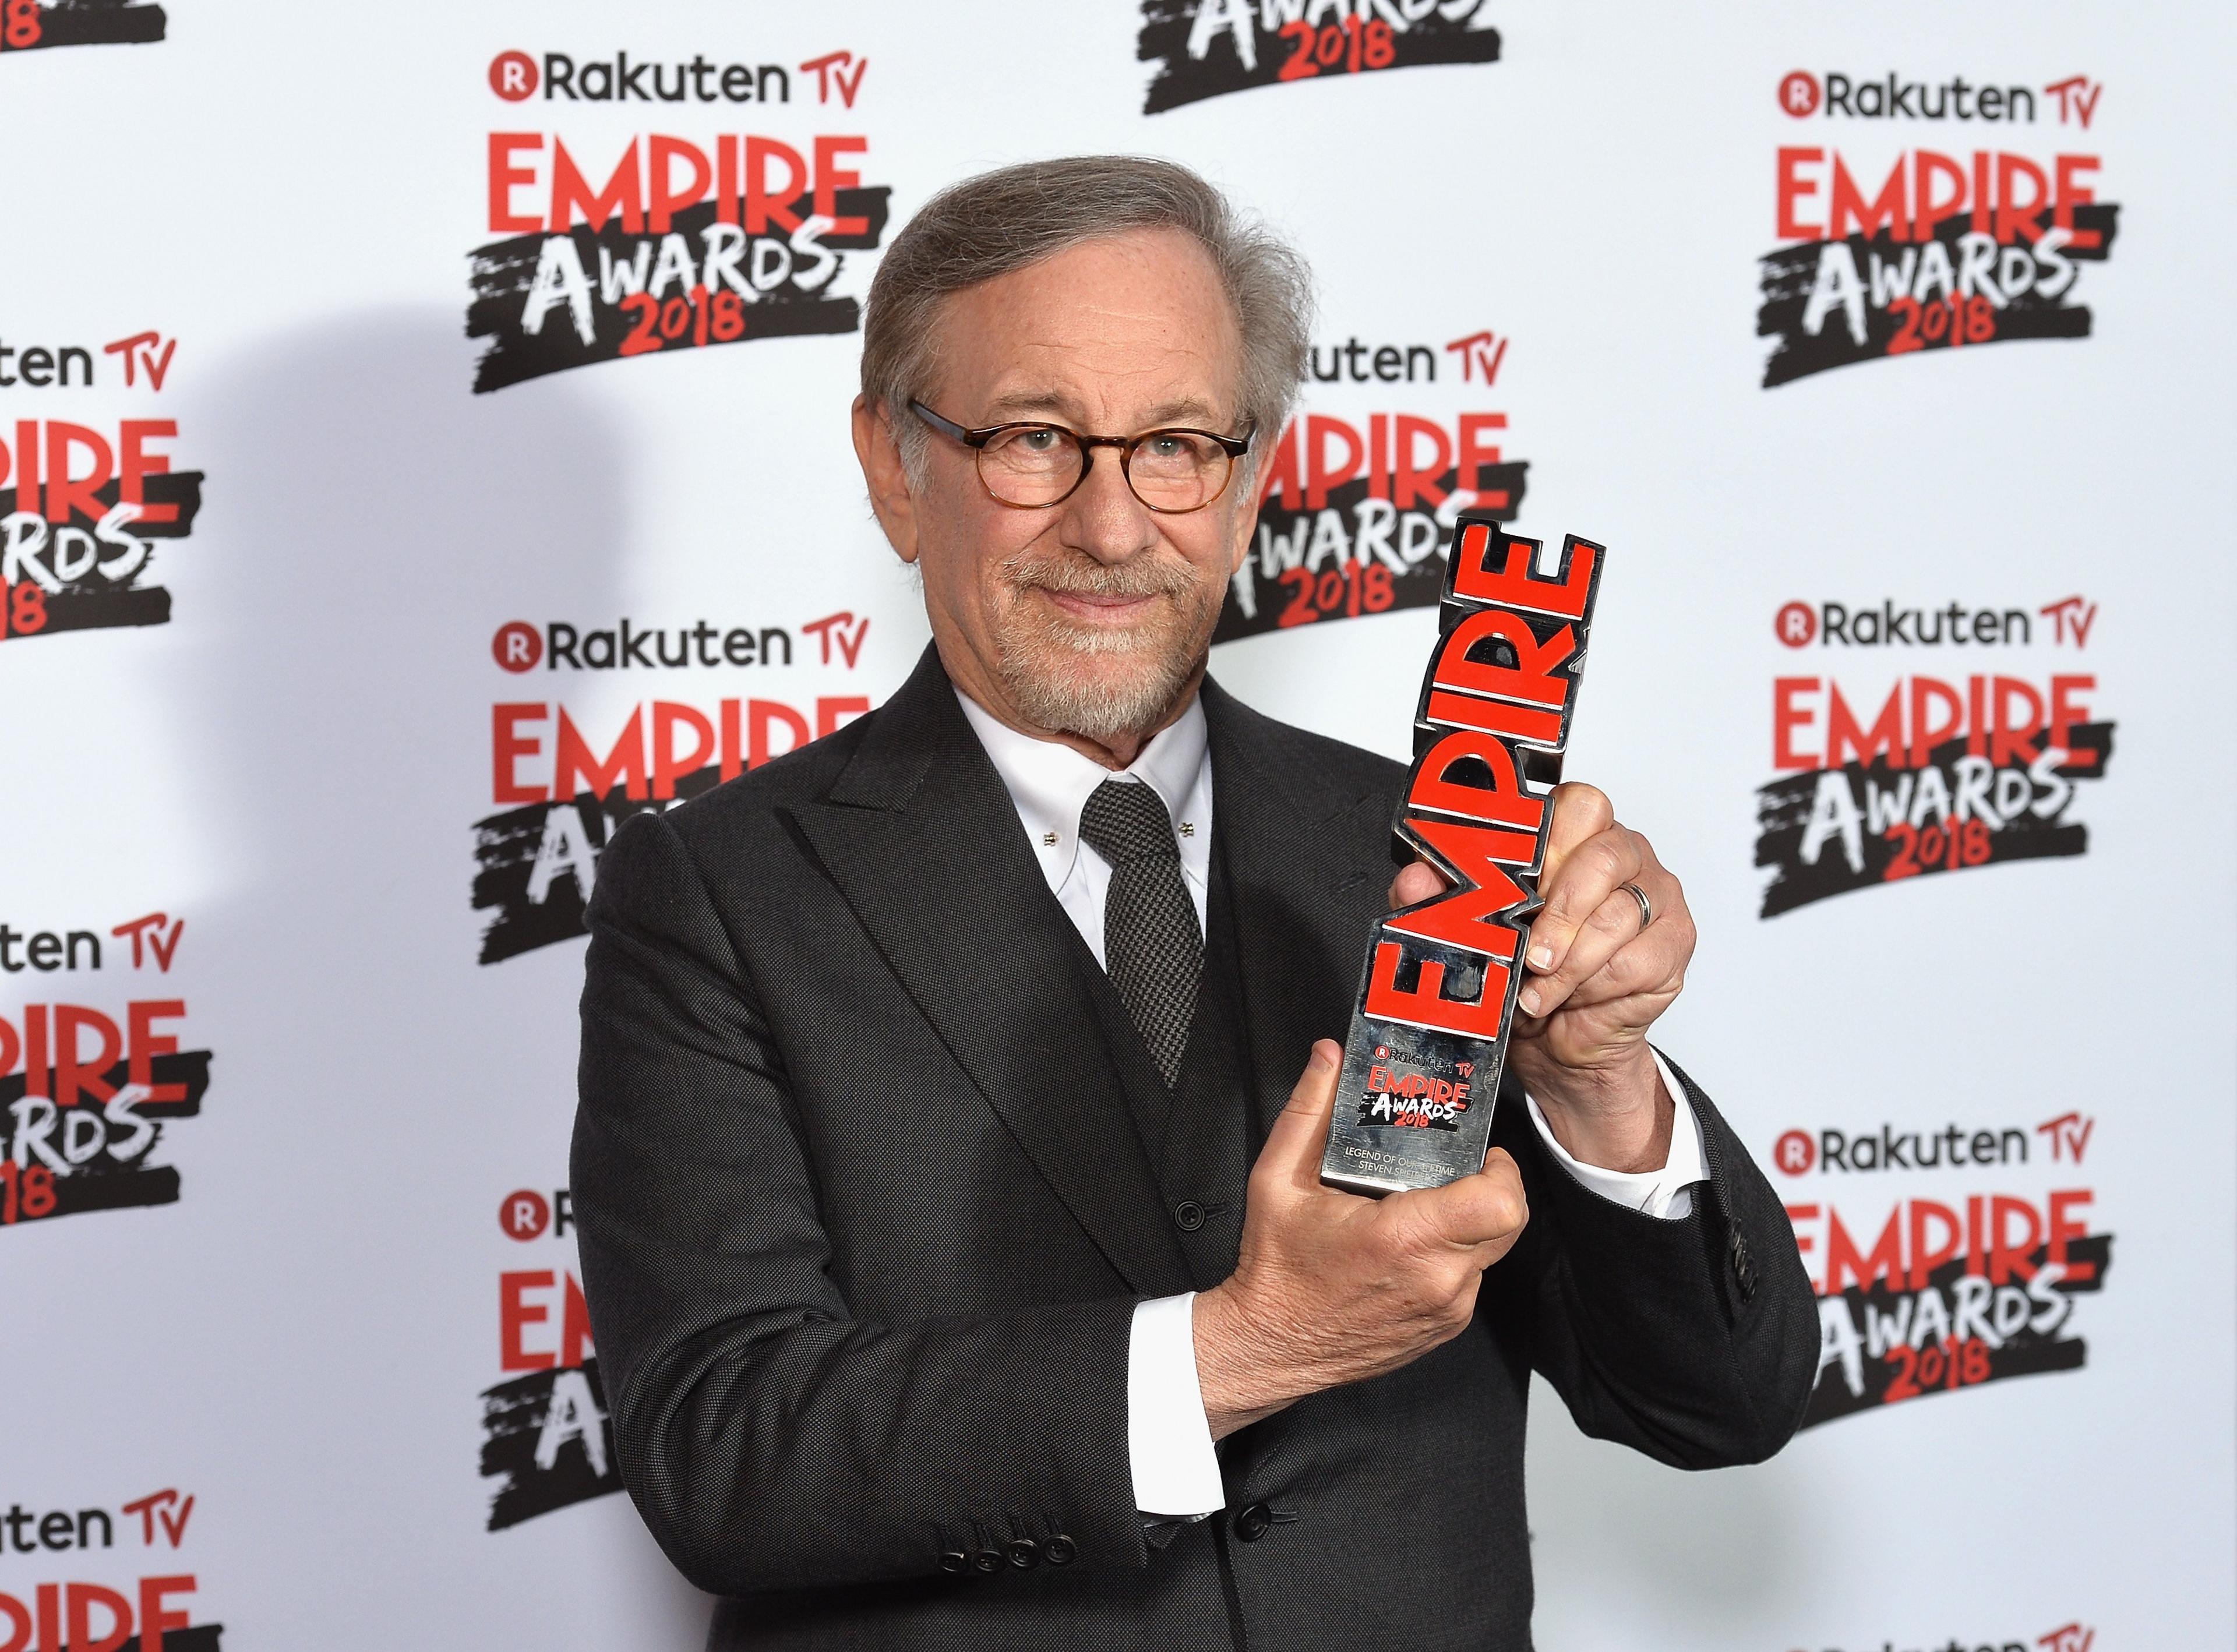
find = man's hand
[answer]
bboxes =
[1389,781,1694,1173]
[1192,1040,1528,1440]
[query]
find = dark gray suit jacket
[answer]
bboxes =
[573,645,1818,1650]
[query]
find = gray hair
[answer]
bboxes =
[860,156,1314,481]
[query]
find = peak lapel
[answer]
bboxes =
[790,648,1191,1298]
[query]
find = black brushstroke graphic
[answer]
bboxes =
[1758,204,2118,387]
[0,0,166,52]
[0,1050,211,1222]
[1138,0,1500,114]
[473,765,724,964]
[1755,723,2112,917]
[1213,461,1527,643]
[0,470,204,640]
[468,189,891,392]
[115,1630,221,1652]
[481,1358,623,1529]
[1804,1234,2110,1428]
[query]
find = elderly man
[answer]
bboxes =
[573,157,1816,1650]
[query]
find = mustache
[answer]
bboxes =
[998,548,1200,602]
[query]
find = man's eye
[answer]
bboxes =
[1019,429,1060,451]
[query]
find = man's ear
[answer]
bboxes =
[852,395,922,564]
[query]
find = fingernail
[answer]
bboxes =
[1528,944,1554,971]
[1518,986,1541,1015]
[1310,1041,1338,1071]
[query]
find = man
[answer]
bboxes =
[573,157,1816,1650]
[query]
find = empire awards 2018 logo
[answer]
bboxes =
[1216,329,1527,643]
[0,913,209,1228]
[470,49,889,392]
[1756,73,2118,386]
[2,404,202,644]
[0,0,166,54]
[1753,595,2109,917]
[1137,0,1500,114]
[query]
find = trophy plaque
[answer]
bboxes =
[1319,514,1604,1196]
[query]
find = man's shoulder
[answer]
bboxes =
[1204,680,1408,806]
[654,703,880,848]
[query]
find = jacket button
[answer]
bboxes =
[938,1551,968,1575]
[1043,1534,1077,1566]
[1006,1538,1039,1569]
[1233,1502,1272,1542]
[971,1549,1003,1575]
[1174,1200,1206,1233]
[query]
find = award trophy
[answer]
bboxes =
[1320,514,1604,1196]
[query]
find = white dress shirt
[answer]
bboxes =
[955,688,1707,1517]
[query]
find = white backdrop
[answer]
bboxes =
[3,4,2231,1649]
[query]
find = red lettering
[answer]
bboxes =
[1776,146,1823,239]
[1827,681,1904,769]
[1363,939,1512,1040]
[53,1005,121,1108]
[2048,1188,2094,1282]
[1391,414,1451,510]
[1988,1194,2042,1284]
[651,701,715,800]
[2049,674,2097,762]
[1829,153,1907,242]
[1432,608,1575,708]
[43,422,112,526]
[1456,412,1506,499]
[119,421,176,523]
[549,137,644,234]
[1774,677,1819,771]
[1407,729,1542,831]
[488,132,543,234]
[1824,1205,1904,1295]
[1447,522,1596,619]
[501,1270,558,1372]
[1303,414,1362,511]
[555,706,648,802]
[744,136,808,234]
[493,704,546,804]
[813,135,869,235]
[128,1001,186,1102]
[1989,676,2045,769]
[1906,1199,1961,1290]
[647,135,711,234]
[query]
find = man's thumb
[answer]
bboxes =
[1257,1039,1344,1192]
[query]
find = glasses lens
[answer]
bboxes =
[978,426,1084,506]
[1127,431,1230,512]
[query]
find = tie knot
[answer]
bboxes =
[1078,778,1180,866]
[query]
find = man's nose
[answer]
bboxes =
[1057,444,1159,564]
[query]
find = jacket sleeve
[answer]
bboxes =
[1487,1056,1821,1468]
[570,809,1146,1597]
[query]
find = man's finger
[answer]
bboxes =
[1389,857,1449,910]
[1519,862,1668,1017]
[1256,1039,1346,1194]
[1525,823,1643,980]
[1401,1147,1529,1251]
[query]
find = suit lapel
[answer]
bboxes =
[1201,678,1395,1146]
[790,647,1192,1298]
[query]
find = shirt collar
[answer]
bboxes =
[955,687,1212,896]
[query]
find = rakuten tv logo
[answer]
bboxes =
[1778,69,2104,127]
[1773,1113,2093,1176]
[486,47,869,108]
[1774,596,2096,649]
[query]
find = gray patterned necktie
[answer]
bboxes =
[1077,779,1203,1087]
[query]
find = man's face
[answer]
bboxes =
[854,229,1257,750]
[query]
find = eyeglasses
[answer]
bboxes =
[909,400,1253,514]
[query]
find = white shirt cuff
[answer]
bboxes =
[1524,1049,1706,1220]
[1127,1291,1225,1517]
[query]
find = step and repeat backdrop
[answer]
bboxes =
[4,2,2231,1649]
